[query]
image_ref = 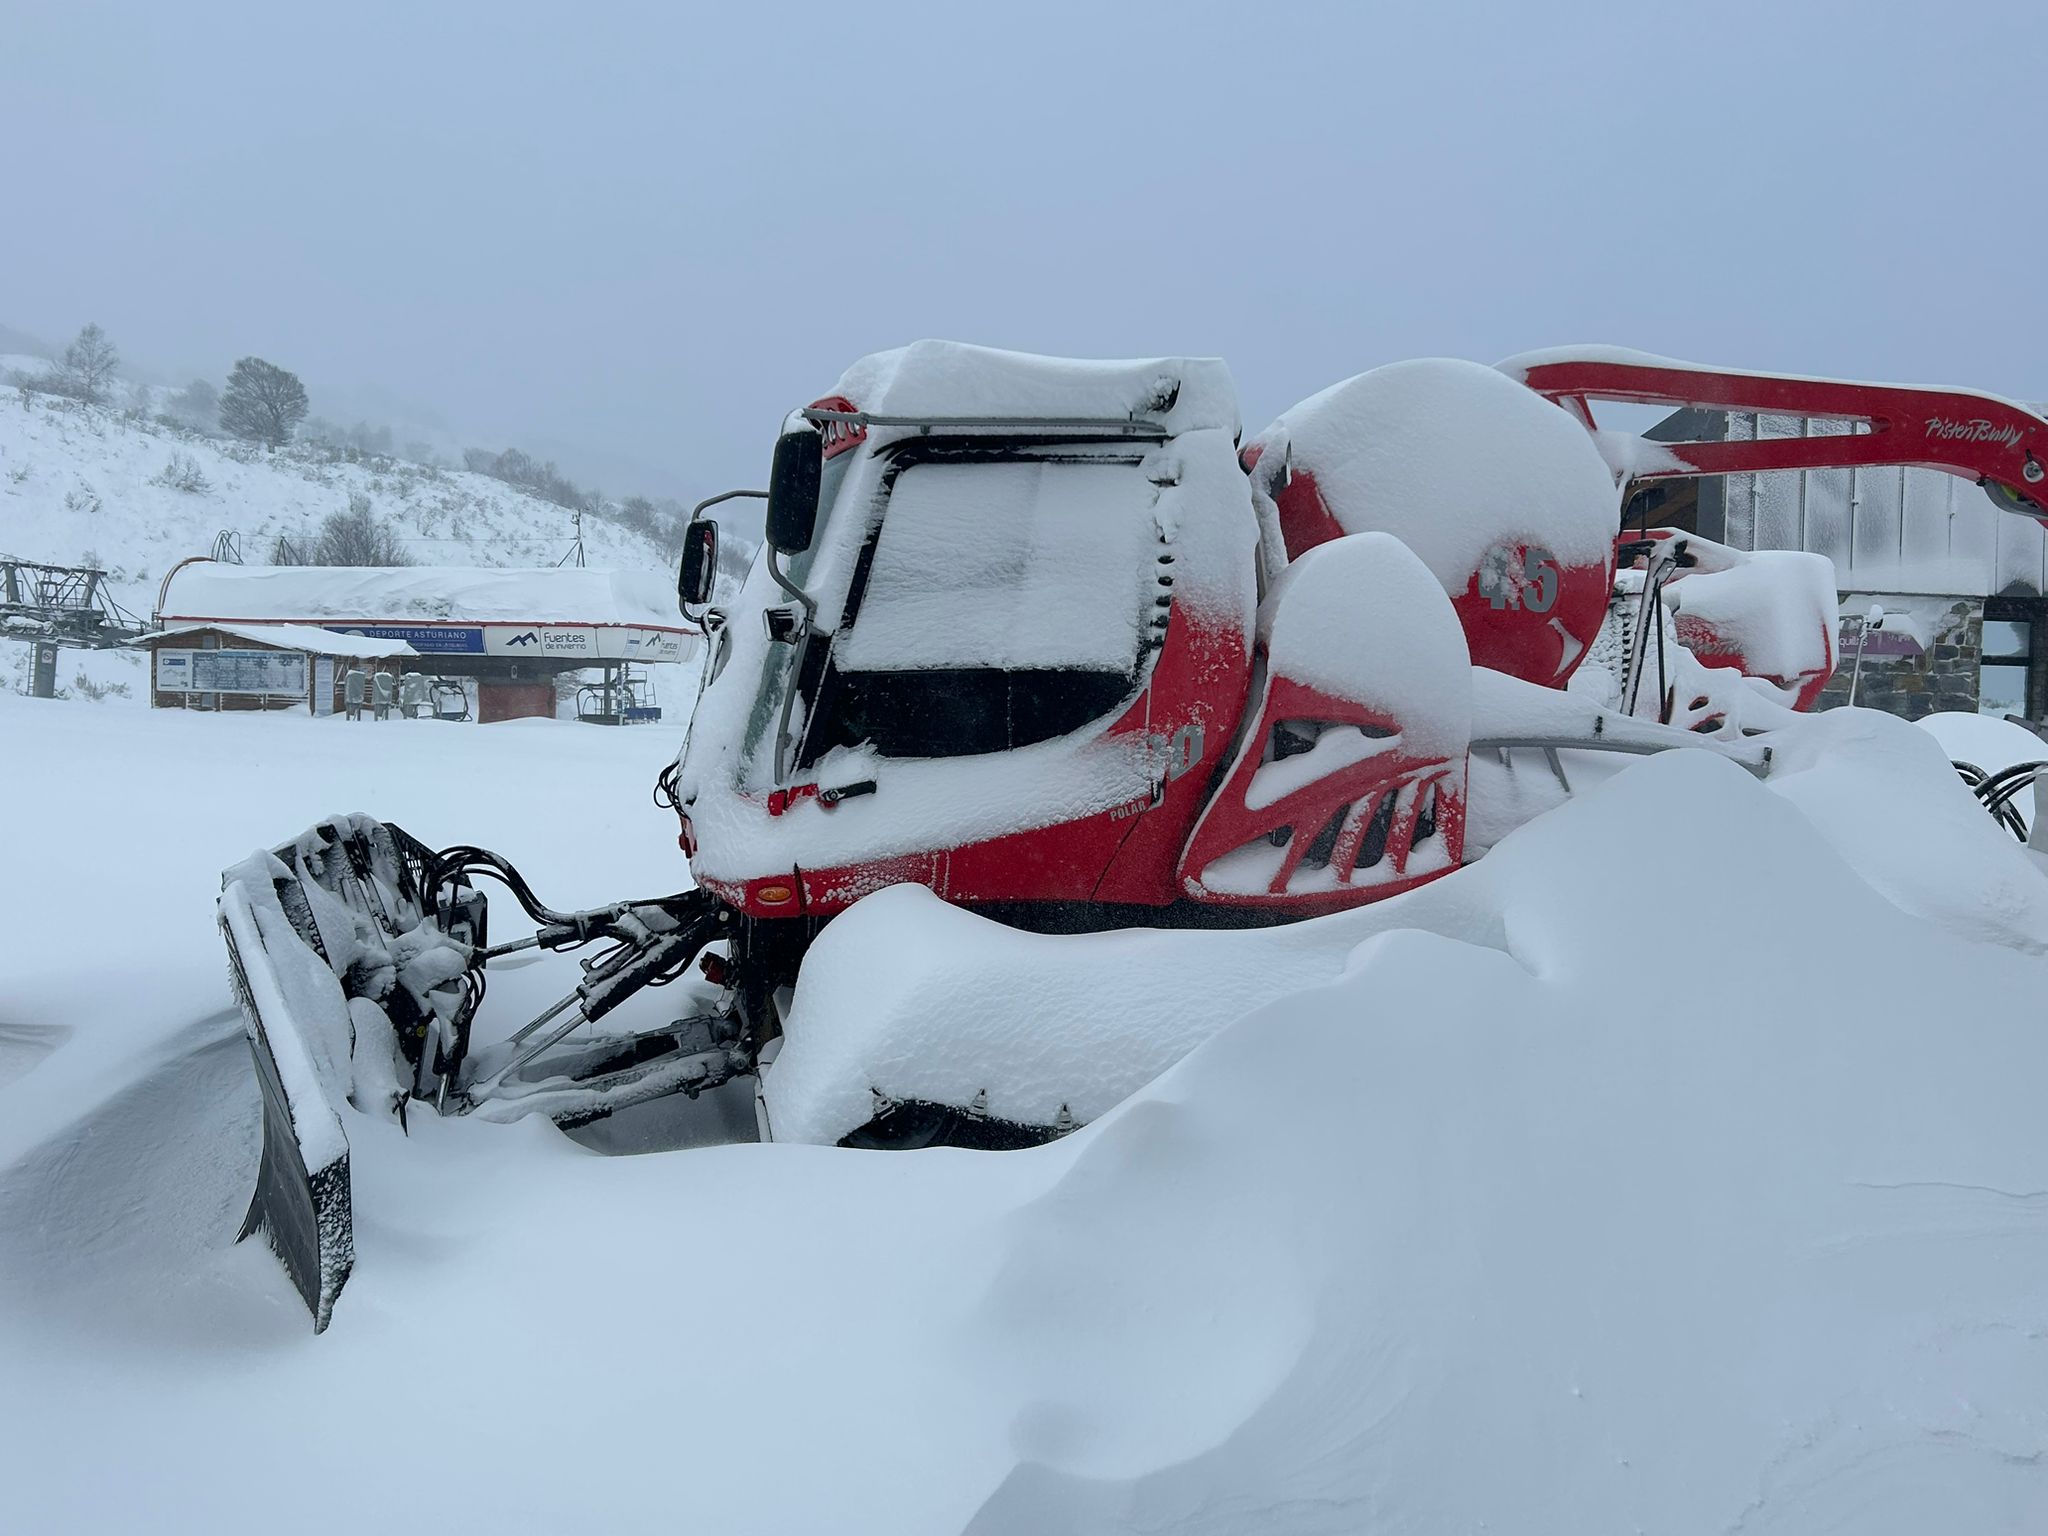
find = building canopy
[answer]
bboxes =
[154,563,695,664]
[135,622,418,659]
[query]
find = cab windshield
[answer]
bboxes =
[795,444,1160,765]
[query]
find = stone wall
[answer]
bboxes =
[1813,594,1981,721]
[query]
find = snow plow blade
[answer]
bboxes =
[217,814,740,1330]
[217,815,480,1331]
[220,864,356,1332]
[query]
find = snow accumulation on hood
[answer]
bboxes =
[5,691,2048,1533]
[832,457,1161,674]
[158,562,688,629]
[1251,357,1620,590]
[831,340,1239,439]
[1669,547,1837,680]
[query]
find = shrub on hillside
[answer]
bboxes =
[462,445,594,512]
[152,452,212,494]
[277,492,413,566]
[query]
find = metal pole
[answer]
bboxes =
[1796,415,1811,551]
[1847,466,1859,574]
[1899,466,1908,566]
[1747,415,1763,549]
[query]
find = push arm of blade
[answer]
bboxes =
[464,911,720,1099]
[478,933,545,960]
[524,895,709,953]
[576,928,706,1025]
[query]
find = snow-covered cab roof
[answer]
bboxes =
[828,340,1239,439]
[157,563,690,631]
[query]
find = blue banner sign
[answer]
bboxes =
[329,625,486,654]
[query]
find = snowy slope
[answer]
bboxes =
[2,692,2046,1531]
[0,383,679,697]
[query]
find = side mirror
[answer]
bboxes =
[678,517,718,609]
[766,425,824,555]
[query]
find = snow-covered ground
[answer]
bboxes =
[3,691,2048,1532]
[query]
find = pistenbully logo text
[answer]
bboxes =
[1926,416,2024,448]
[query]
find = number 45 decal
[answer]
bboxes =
[1477,543,1560,614]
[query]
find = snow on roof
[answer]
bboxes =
[1249,358,1621,592]
[134,622,418,658]
[830,340,1239,438]
[157,563,687,630]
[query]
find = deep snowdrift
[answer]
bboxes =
[2,692,2046,1532]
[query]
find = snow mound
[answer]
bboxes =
[763,705,2048,1145]
[1669,546,1838,694]
[1917,710,2047,827]
[1250,357,1620,589]
[959,747,2048,1532]
[7,690,2048,1531]
[1260,530,1471,757]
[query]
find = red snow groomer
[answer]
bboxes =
[219,342,2048,1327]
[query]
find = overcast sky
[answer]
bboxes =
[4,0,2041,509]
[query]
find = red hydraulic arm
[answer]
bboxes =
[1502,348,2048,520]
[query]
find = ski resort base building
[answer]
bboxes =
[1643,408,2048,723]
[149,560,697,722]
[135,622,417,713]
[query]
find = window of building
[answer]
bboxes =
[1979,606,2035,719]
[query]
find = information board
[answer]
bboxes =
[156,648,307,695]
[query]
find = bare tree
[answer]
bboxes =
[60,323,119,405]
[219,356,309,448]
[292,492,413,565]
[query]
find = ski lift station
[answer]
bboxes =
[144,560,697,722]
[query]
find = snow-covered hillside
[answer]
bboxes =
[0,369,680,698]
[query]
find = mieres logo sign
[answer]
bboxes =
[1926,416,2024,448]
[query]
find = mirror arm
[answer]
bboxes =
[766,548,818,632]
[691,488,768,518]
[679,489,767,625]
